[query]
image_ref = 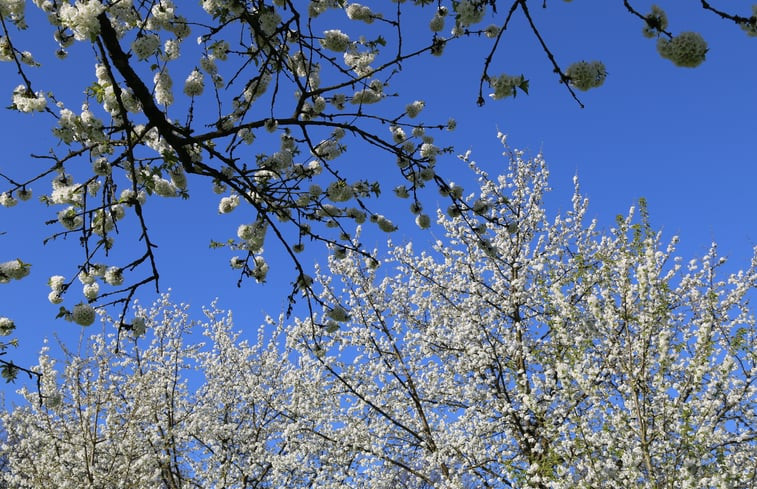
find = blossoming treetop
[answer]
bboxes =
[0,0,754,378]
[4,139,757,487]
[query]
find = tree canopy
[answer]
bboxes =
[0,1,755,374]
[3,140,756,488]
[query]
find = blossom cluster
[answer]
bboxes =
[488,74,524,100]
[11,85,46,112]
[565,60,606,91]
[0,259,30,283]
[657,31,708,67]
[642,5,669,38]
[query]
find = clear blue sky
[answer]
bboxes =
[1,2,755,399]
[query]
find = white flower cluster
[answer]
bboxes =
[488,74,522,100]
[183,69,204,96]
[119,188,147,207]
[657,32,707,67]
[151,175,178,197]
[326,181,353,202]
[57,206,82,231]
[312,138,343,161]
[47,275,66,304]
[0,316,14,336]
[71,303,95,326]
[154,70,174,106]
[642,5,668,38]
[218,194,240,213]
[53,107,106,146]
[454,0,485,28]
[415,213,431,229]
[345,3,373,23]
[370,213,396,232]
[57,0,106,41]
[12,85,46,112]
[131,34,160,60]
[237,220,267,252]
[565,61,606,91]
[405,100,424,118]
[429,7,447,32]
[0,192,17,207]
[250,256,269,282]
[320,29,351,52]
[0,0,25,27]
[0,259,30,283]
[50,179,83,206]
[484,24,500,38]
[343,47,375,76]
[93,64,139,116]
[104,266,124,286]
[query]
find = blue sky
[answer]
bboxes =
[0,2,756,400]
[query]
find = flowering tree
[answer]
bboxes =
[4,138,756,487]
[0,1,755,358]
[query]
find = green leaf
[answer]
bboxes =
[518,77,530,95]
[56,306,69,320]
[1,363,18,383]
